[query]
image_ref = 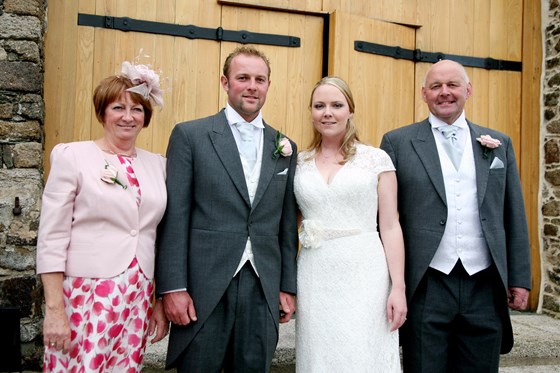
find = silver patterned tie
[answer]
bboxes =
[437,125,463,170]
[235,121,257,170]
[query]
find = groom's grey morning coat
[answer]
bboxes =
[380,119,531,353]
[155,110,298,366]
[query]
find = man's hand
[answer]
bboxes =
[162,291,197,325]
[279,291,296,323]
[508,287,529,311]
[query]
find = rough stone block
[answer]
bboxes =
[12,142,42,168]
[547,56,560,69]
[545,91,560,106]
[0,61,42,92]
[0,14,41,40]
[4,40,41,62]
[20,318,42,343]
[547,120,560,134]
[0,246,35,271]
[0,102,12,118]
[543,294,560,313]
[0,276,41,318]
[544,223,559,236]
[3,0,45,18]
[543,200,560,216]
[545,140,560,164]
[5,234,37,246]
[545,108,556,121]
[17,94,44,120]
[549,72,560,88]
[0,120,41,141]
[546,170,560,186]
[1,143,14,168]
[0,168,43,227]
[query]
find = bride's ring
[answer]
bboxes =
[49,342,55,347]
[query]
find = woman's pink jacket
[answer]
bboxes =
[36,141,167,279]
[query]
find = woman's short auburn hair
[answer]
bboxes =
[92,75,153,127]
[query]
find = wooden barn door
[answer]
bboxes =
[327,11,416,145]
[44,0,324,174]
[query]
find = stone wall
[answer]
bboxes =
[0,0,46,369]
[542,0,560,319]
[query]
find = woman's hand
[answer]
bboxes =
[387,286,407,332]
[43,303,72,352]
[41,272,72,353]
[148,298,170,343]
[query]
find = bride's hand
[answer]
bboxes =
[387,287,407,332]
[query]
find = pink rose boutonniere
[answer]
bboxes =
[476,134,502,159]
[101,161,127,189]
[272,131,293,159]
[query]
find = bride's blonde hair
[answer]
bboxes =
[306,76,360,164]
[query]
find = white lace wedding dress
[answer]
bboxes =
[294,143,400,372]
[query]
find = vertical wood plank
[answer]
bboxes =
[90,0,118,141]
[521,0,542,310]
[43,0,80,176]
[470,0,490,125]
[149,0,177,156]
[128,0,156,151]
[74,0,96,142]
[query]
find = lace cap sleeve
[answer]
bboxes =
[355,144,395,173]
[375,148,395,173]
[297,150,314,165]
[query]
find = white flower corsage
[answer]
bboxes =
[299,220,321,249]
[101,161,127,189]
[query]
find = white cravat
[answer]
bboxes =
[235,121,258,170]
[437,124,463,170]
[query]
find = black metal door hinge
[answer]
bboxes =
[78,14,300,48]
[354,41,521,71]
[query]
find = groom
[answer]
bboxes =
[155,46,298,372]
[380,60,531,372]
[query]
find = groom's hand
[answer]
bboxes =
[162,291,198,325]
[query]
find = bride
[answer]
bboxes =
[294,76,407,372]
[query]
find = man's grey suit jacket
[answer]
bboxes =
[380,118,531,353]
[155,110,298,366]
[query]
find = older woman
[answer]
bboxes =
[37,61,167,372]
